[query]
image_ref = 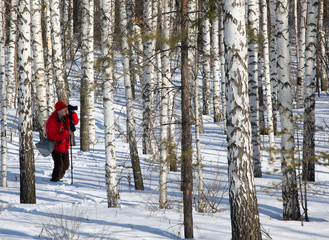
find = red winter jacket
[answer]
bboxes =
[46,111,79,153]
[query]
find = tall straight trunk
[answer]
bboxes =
[248,0,261,178]
[44,1,55,112]
[142,0,155,155]
[303,0,318,182]
[318,0,327,91]
[269,0,278,134]
[223,0,261,238]
[201,0,211,115]
[31,0,49,137]
[181,1,194,238]
[101,0,120,208]
[120,0,144,191]
[276,0,301,220]
[260,0,276,162]
[220,8,227,133]
[0,0,8,187]
[297,0,307,108]
[50,0,69,103]
[159,0,170,209]
[6,0,17,108]
[212,2,223,123]
[17,0,36,204]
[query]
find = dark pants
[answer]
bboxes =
[51,150,69,180]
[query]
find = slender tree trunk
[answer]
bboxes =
[6,0,17,108]
[260,0,276,162]
[318,0,327,91]
[121,0,144,191]
[50,0,69,103]
[181,1,193,238]
[17,0,36,204]
[31,0,49,137]
[248,0,262,178]
[276,0,301,220]
[220,8,227,133]
[303,0,318,182]
[0,0,8,187]
[223,1,261,238]
[101,0,120,208]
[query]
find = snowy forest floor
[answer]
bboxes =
[1,59,329,239]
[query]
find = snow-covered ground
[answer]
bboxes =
[1,67,329,239]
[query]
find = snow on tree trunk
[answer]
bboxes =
[101,0,120,208]
[269,0,278,134]
[159,0,170,209]
[120,0,144,191]
[142,0,155,155]
[223,0,261,238]
[181,1,194,237]
[0,0,8,187]
[303,0,318,182]
[297,0,307,108]
[50,0,69,103]
[201,0,211,116]
[17,0,36,204]
[260,0,276,162]
[6,0,17,108]
[211,3,223,123]
[248,0,261,178]
[276,0,301,220]
[44,1,55,112]
[31,0,49,137]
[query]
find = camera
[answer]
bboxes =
[68,104,78,112]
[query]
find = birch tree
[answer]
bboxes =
[248,0,261,177]
[223,0,261,238]
[303,0,318,182]
[202,0,211,116]
[317,0,327,91]
[17,0,36,204]
[276,0,301,220]
[120,0,144,191]
[6,0,17,108]
[181,0,193,237]
[0,0,8,187]
[101,0,120,208]
[260,0,276,162]
[142,0,155,154]
[159,0,170,209]
[50,0,69,103]
[31,0,48,137]
[297,0,307,108]
[211,2,223,123]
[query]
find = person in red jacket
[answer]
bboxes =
[46,101,79,182]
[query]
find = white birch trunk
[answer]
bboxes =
[6,0,17,108]
[142,0,155,154]
[0,0,8,187]
[44,1,55,112]
[223,0,261,237]
[159,0,170,209]
[17,0,36,203]
[260,0,276,162]
[318,0,327,91]
[276,0,301,220]
[101,0,120,207]
[220,10,227,133]
[297,0,307,108]
[201,0,211,115]
[31,0,49,137]
[50,0,68,103]
[248,0,261,177]
[121,0,144,190]
[269,0,278,134]
[302,0,318,182]
[212,4,223,122]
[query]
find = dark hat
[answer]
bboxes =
[55,101,67,111]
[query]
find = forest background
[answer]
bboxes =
[1,0,329,239]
